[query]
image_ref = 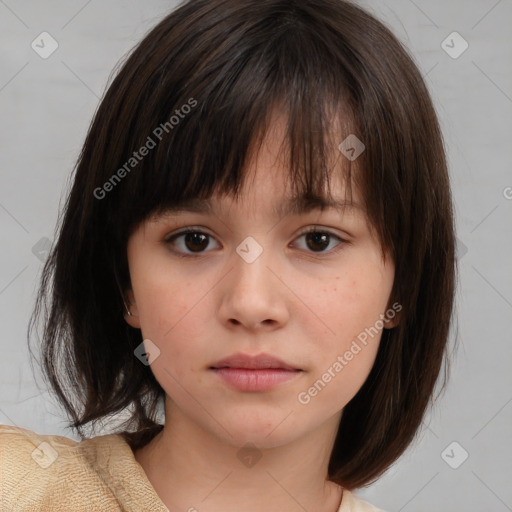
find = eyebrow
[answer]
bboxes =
[157,194,364,218]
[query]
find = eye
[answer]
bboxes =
[293,227,346,254]
[164,228,220,255]
[164,226,347,257]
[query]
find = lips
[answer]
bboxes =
[210,353,301,371]
[210,353,303,392]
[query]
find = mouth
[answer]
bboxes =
[209,353,303,392]
[209,352,302,371]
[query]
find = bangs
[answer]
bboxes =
[101,2,362,246]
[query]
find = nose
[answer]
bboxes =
[217,241,290,332]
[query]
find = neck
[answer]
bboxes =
[134,399,343,512]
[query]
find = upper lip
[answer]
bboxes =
[210,353,301,371]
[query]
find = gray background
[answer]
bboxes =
[1,1,511,510]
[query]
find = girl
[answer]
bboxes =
[0,0,456,510]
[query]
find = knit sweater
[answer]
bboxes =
[0,425,384,511]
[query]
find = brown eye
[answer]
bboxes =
[183,232,209,252]
[294,228,346,254]
[165,229,220,255]
[305,232,330,252]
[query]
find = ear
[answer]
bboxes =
[383,301,402,329]
[384,316,399,329]
[123,289,141,329]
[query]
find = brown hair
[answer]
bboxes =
[29,0,456,489]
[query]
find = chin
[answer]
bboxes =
[216,411,303,449]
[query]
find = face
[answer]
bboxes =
[125,117,396,449]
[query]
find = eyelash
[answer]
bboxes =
[163,226,348,258]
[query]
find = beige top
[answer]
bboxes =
[0,425,384,511]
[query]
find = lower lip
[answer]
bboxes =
[211,368,302,392]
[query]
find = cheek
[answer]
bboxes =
[132,269,204,357]
[295,281,387,416]
[130,246,192,329]
[294,256,393,407]
[306,266,392,344]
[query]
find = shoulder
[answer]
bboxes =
[0,423,79,457]
[339,489,388,512]
[0,424,116,511]
[0,424,167,511]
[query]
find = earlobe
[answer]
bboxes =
[123,290,141,328]
[383,300,402,329]
[384,316,400,329]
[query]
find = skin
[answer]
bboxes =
[125,115,397,512]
